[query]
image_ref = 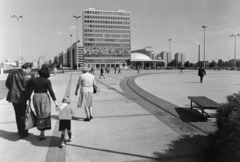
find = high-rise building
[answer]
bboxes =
[82,8,131,68]
[175,53,185,66]
[159,51,171,65]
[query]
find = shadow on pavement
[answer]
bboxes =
[175,107,207,122]
[0,129,20,142]
[67,143,157,160]
[153,135,207,162]
[0,129,61,147]
[51,115,85,121]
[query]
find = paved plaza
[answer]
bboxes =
[0,69,239,162]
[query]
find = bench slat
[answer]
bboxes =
[188,96,220,108]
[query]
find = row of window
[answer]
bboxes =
[85,59,126,63]
[84,15,130,20]
[85,25,130,29]
[84,20,130,25]
[85,38,130,43]
[84,34,130,38]
[84,54,130,57]
[84,29,130,34]
[85,43,130,47]
[84,10,130,16]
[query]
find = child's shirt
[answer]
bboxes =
[56,103,75,120]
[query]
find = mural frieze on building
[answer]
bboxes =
[85,46,130,56]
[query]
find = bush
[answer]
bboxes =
[203,92,240,162]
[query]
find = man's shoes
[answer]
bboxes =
[20,133,31,139]
[83,118,90,122]
[90,116,93,120]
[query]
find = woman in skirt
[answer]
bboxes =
[31,68,58,140]
[75,66,98,121]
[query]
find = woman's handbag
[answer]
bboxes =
[93,85,100,94]
[23,106,36,130]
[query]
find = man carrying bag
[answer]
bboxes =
[5,63,33,138]
[23,106,36,130]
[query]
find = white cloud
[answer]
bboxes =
[69,26,76,30]
[56,31,62,35]
[55,31,67,35]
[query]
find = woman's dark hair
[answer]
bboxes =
[21,63,32,69]
[38,68,50,78]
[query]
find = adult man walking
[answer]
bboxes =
[5,63,33,138]
[198,66,206,83]
[99,67,105,79]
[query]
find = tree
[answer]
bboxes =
[184,61,190,68]
[209,60,216,68]
[217,59,223,67]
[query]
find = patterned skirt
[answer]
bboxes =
[33,93,51,131]
[77,92,93,108]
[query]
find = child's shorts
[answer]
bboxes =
[59,120,71,131]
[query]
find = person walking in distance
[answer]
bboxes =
[56,96,74,148]
[114,67,117,73]
[5,63,33,138]
[53,66,57,76]
[137,65,141,73]
[118,67,122,74]
[99,67,105,79]
[75,66,98,121]
[198,66,206,83]
[180,66,183,74]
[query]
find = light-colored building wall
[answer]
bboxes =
[175,53,185,66]
[159,51,171,64]
[82,8,131,67]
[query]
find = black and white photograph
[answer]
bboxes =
[0,0,240,161]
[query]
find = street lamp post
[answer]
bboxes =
[70,35,73,69]
[73,15,81,70]
[202,26,208,68]
[230,34,240,70]
[11,15,23,68]
[168,39,171,67]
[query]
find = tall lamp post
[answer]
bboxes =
[11,15,23,68]
[202,25,208,68]
[73,15,81,70]
[168,39,171,67]
[70,35,73,69]
[230,34,240,70]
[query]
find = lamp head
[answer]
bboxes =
[202,25,208,28]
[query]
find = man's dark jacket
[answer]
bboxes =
[5,69,31,104]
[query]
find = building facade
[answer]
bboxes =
[159,51,172,65]
[83,8,131,68]
[59,51,68,67]
[175,53,185,66]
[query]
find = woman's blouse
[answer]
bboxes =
[32,77,56,101]
[77,72,96,92]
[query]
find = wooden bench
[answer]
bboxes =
[188,96,220,119]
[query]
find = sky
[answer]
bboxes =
[0,0,240,63]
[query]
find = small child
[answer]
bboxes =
[56,96,75,148]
